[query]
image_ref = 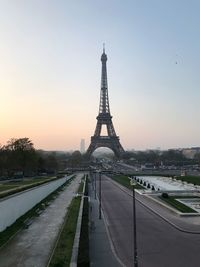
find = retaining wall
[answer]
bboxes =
[0,177,67,232]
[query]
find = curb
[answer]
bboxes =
[108,177,200,234]
[100,202,126,267]
[70,196,84,267]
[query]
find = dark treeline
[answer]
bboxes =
[0,138,71,178]
[1,137,200,177]
[123,149,200,166]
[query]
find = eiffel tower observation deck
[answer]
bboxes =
[86,46,125,158]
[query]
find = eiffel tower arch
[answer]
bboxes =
[86,47,125,158]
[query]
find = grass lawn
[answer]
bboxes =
[0,176,59,199]
[111,175,145,190]
[77,180,84,194]
[0,185,19,192]
[5,177,53,186]
[174,176,200,186]
[49,196,81,267]
[160,195,197,213]
[0,178,50,192]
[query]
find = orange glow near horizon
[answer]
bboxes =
[1,1,200,151]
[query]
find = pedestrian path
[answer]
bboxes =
[0,174,82,267]
[89,182,122,267]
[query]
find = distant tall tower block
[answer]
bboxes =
[86,47,124,158]
[80,139,85,154]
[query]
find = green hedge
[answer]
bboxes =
[77,197,89,267]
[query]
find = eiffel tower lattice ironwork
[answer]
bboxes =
[86,47,125,158]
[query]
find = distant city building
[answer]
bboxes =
[80,139,85,154]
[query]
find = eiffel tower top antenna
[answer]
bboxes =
[100,43,109,114]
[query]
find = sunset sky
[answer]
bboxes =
[1,1,200,151]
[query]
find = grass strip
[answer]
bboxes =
[111,175,144,190]
[78,182,84,194]
[77,197,89,267]
[77,180,84,194]
[77,181,89,266]
[0,176,75,248]
[0,185,19,192]
[5,177,52,185]
[173,175,200,186]
[160,196,197,213]
[49,196,81,267]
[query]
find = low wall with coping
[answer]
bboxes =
[0,176,67,232]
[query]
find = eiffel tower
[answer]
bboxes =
[86,47,125,158]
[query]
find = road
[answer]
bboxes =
[99,175,200,267]
[0,174,82,267]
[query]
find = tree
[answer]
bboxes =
[45,153,58,174]
[5,137,37,176]
[0,145,5,176]
[68,151,82,167]
[160,149,186,166]
[6,138,34,151]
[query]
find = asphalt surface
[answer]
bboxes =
[98,175,200,267]
[0,174,82,267]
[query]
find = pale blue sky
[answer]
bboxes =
[0,0,200,150]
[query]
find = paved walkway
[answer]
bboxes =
[0,174,83,267]
[89,181,122,267]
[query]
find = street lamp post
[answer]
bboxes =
[99,171,102,219]
[130,177,138,267]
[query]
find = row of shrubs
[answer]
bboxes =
[135,177,158,190]
[77,175,89,266]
